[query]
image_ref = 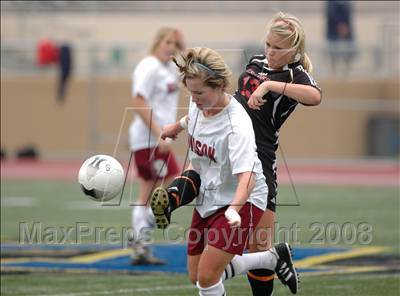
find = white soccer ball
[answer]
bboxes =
[78,155,124,202]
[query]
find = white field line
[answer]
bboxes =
[1,196,36,207]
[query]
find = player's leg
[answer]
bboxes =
[130,178,166,265]
[132,179,155,237]
[221,206,278,281]
[188,254,201,285]
[246,208,276,296]
[220,196,299,294]
[187,208,207,285]
[246,175,277,296]
[219,191,276,291]
[150,169,201,229]
[130,148,179,264]
[222,243,299,294]
[196,203,265,295]
[196,245,234,295]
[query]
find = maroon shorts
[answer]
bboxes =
[133,147,180,181]
[187,203,264,256]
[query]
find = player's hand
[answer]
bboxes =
[225,208,241,228]
[157,138,171,153]
[161,122,183,140]
[248,82,269,110]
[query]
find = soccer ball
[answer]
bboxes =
[78,155,124,202]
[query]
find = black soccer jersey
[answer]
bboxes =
[234,54,321,200]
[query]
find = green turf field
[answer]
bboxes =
[2,180,399,249]
[1,179,400,295]
[1,273,400,295]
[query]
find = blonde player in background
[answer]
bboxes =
[151,46,298,295]
[128,27,185,265]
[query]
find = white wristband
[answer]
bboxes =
[179,116,188,129]
[225,208,241,225]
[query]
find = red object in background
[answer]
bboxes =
[37,39,59,66]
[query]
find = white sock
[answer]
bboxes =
[132,206,154,241]
[197,279,226,296]
[222,250,278,281]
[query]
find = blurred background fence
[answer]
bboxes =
[1,1,399,161]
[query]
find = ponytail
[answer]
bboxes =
[301,53,313,73]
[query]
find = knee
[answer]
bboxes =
[189,268,218,287]
[197,270,220,288]
[248,229,271,252]
[248,242,268,252]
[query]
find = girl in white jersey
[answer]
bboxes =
[153,12,319,294]
[159,47,298,296]
[128,27,185,265]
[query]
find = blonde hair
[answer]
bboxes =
[267,12,313,73]
[172,47,231,89]
[149,27,182,54]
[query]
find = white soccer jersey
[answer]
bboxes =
[188,95,268,218]
[129,56,180,151]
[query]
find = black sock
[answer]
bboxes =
[167,170,201,211]
[247,269,274,296]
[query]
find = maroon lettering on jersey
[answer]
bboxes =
[207,146,216,162]
[188,134,217,163]
[167,83,178,94]
[195,140,202,155]
[189,135,194,151]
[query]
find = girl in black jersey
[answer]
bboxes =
[233,12,321,295]
[153,12,321,296]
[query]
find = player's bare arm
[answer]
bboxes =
[160,115,188,140]
[248,81,321,109]
[225,171,256,227]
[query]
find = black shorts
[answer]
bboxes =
[265,172,277,212]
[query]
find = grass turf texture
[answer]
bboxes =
[1,180,399,295]
[1,273,400,296]
[2,180,399,250]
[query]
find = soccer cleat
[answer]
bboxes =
[130,253,167,265]
[129,242,166,266]
[150,187,171,229]
[274,243,299,294]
